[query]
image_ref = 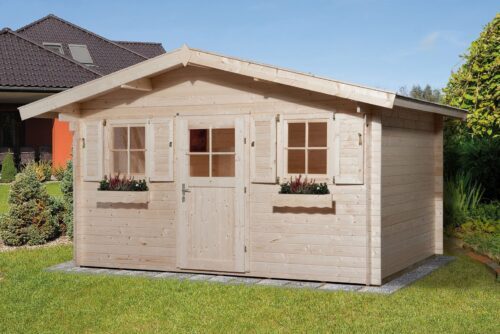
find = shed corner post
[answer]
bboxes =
[70,119,81,266]
[433,115,444,255]
[366,109,383,285]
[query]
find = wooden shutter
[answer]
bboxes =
[148,118,174,181]
[334,112,365,184]
[250,114,277,183]
[82,120,103,181]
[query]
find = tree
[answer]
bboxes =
[0,152,16,183]
[398,84,442,103]
[443,14,499,137]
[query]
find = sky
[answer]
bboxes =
[1,1,497,91]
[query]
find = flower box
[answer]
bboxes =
[272,193,333,208]
[95,191,149,204]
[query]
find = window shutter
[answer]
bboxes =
[334,112,365,184]
[148,118,174,181]
[82,120,103,181]
[250,114,277,183]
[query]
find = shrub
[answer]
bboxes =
[98,175,148,191]
[444,137,500,201]
[53,165,66,181]
[279,175,329,194]
[0,152,17,183]
[61,161,73,238]
[0,170,59,246]
[23,161,52,182]
[444,172,484,227]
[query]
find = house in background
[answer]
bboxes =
[0,14,165,168]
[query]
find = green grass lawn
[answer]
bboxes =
[0,181,62,214]
[0,246,498,333]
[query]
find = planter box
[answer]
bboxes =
[272,193,333,208]
[95,191,149,204]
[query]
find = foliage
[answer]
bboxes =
[443,14,499,137]
[0,152,17,183]
[463,232,500,263]
[398,84,442,103]
[279,175,329,194]
[0,170,59,246]
[98,174,148,191]
[22,160,52,182]
[52,165,66,181]
[469,201,500,220]
[61,161,73,238]
[444,172,484,228]
[444,136,500,200]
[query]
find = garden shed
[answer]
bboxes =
[19,46,466,285]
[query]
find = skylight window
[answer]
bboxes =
[68,44,94,64]
[43,43,64,55]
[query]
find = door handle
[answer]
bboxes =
[182,183,190,202]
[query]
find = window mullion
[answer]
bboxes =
[305,121,309,175]
[209,127,212,178]
[127,126,131,176]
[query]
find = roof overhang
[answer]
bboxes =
[18,45,467,120]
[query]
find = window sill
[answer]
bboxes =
[95,190,149,204]
[272,193,333,208]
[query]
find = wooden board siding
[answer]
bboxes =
[74,65,375,284]
[380,107,440,279]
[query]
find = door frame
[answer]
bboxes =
[175,114,249,273]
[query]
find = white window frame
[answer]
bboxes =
[68,44,94,64]
[279,113,334,183]
[43,42,64,55]
[106,119,148,178]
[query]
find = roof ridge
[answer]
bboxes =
[16,14,149,60]
[3,28,103,77]
[114,40,163,45]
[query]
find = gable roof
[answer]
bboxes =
[114,41,166,58]
[0,28,100,89]
[15,14,153,75]
[19,45,467,120]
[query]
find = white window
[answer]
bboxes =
[43,43,64,55]
[109,124,146,177]
[68,44,93,64]
[282,115,334,180]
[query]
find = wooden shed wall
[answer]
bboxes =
[73,65,378,284]
[380,108,442,279]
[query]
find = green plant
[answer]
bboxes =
[279,175,329,194]
[443,14,499,137]
[98,174,149,191]
[444,172,484,227]
[53,165,66,181]
[60,161,73,238]
[0,152,17,183]
[23,160,52,182]
[0,169,59,246]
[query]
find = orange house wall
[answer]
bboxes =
[52,119,73,168]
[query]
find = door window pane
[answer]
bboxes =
[288,149,305,174]
[212,128,235,152]
[190,155,209,177]
[190,129,209,152]
[288,123,306,147]
[308,122,327,147]
[212,154,235,177]
[112,151,128,175]
[308,149,327,174]
[130,127,145,149]
[113,127,127,149]
[130,151,146,174]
